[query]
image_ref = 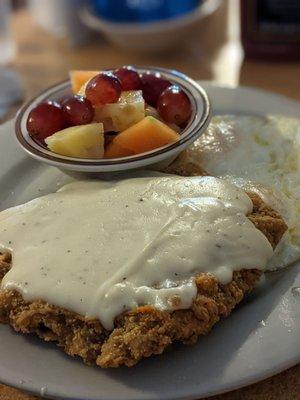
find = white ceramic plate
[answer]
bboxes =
[0,83,299,400]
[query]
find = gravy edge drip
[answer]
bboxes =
[0,175,273,330]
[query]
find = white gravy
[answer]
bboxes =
[0,175,273,330]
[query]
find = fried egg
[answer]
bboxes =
[184,114,300,269]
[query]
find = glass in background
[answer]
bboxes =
[0,0,23,120]
[28,0,93,47]
[0,0,15,62]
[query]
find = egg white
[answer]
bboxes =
[184,115,300,269]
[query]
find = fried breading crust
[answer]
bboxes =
[162,150,207,177]
[0,188,287,367]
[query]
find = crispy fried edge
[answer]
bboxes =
[0,184,287,368]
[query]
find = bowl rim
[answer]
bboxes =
[15,67,211,169]
[81,0,221,33]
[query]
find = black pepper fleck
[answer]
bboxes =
[67,250,71,253]
[139,198,144,202]
[216,244,222,248]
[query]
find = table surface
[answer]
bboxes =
[1,1,299,399]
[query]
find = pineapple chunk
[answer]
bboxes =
[94,91,145,132]
[45,123,104,159]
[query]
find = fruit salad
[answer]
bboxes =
[26,66,192,159]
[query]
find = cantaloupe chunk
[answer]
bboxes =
[104,142,134,158]
[70,70,99,94]
[105,116,180,158]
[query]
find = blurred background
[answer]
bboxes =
[0,0,300,123]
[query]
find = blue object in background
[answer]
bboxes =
[89,0,202,23]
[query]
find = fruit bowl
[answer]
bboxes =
[15,67,211,174]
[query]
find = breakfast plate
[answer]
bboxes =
[0,83,299,400]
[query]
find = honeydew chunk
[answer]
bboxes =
[45,123,104,159]
[94,90,145,132]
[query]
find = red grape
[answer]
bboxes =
[26,101,65,141]
[85,72,121,106]
[62,95,94,126]
[157,85,192,127]
[140,72,171,107]
[114,66,142,91]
